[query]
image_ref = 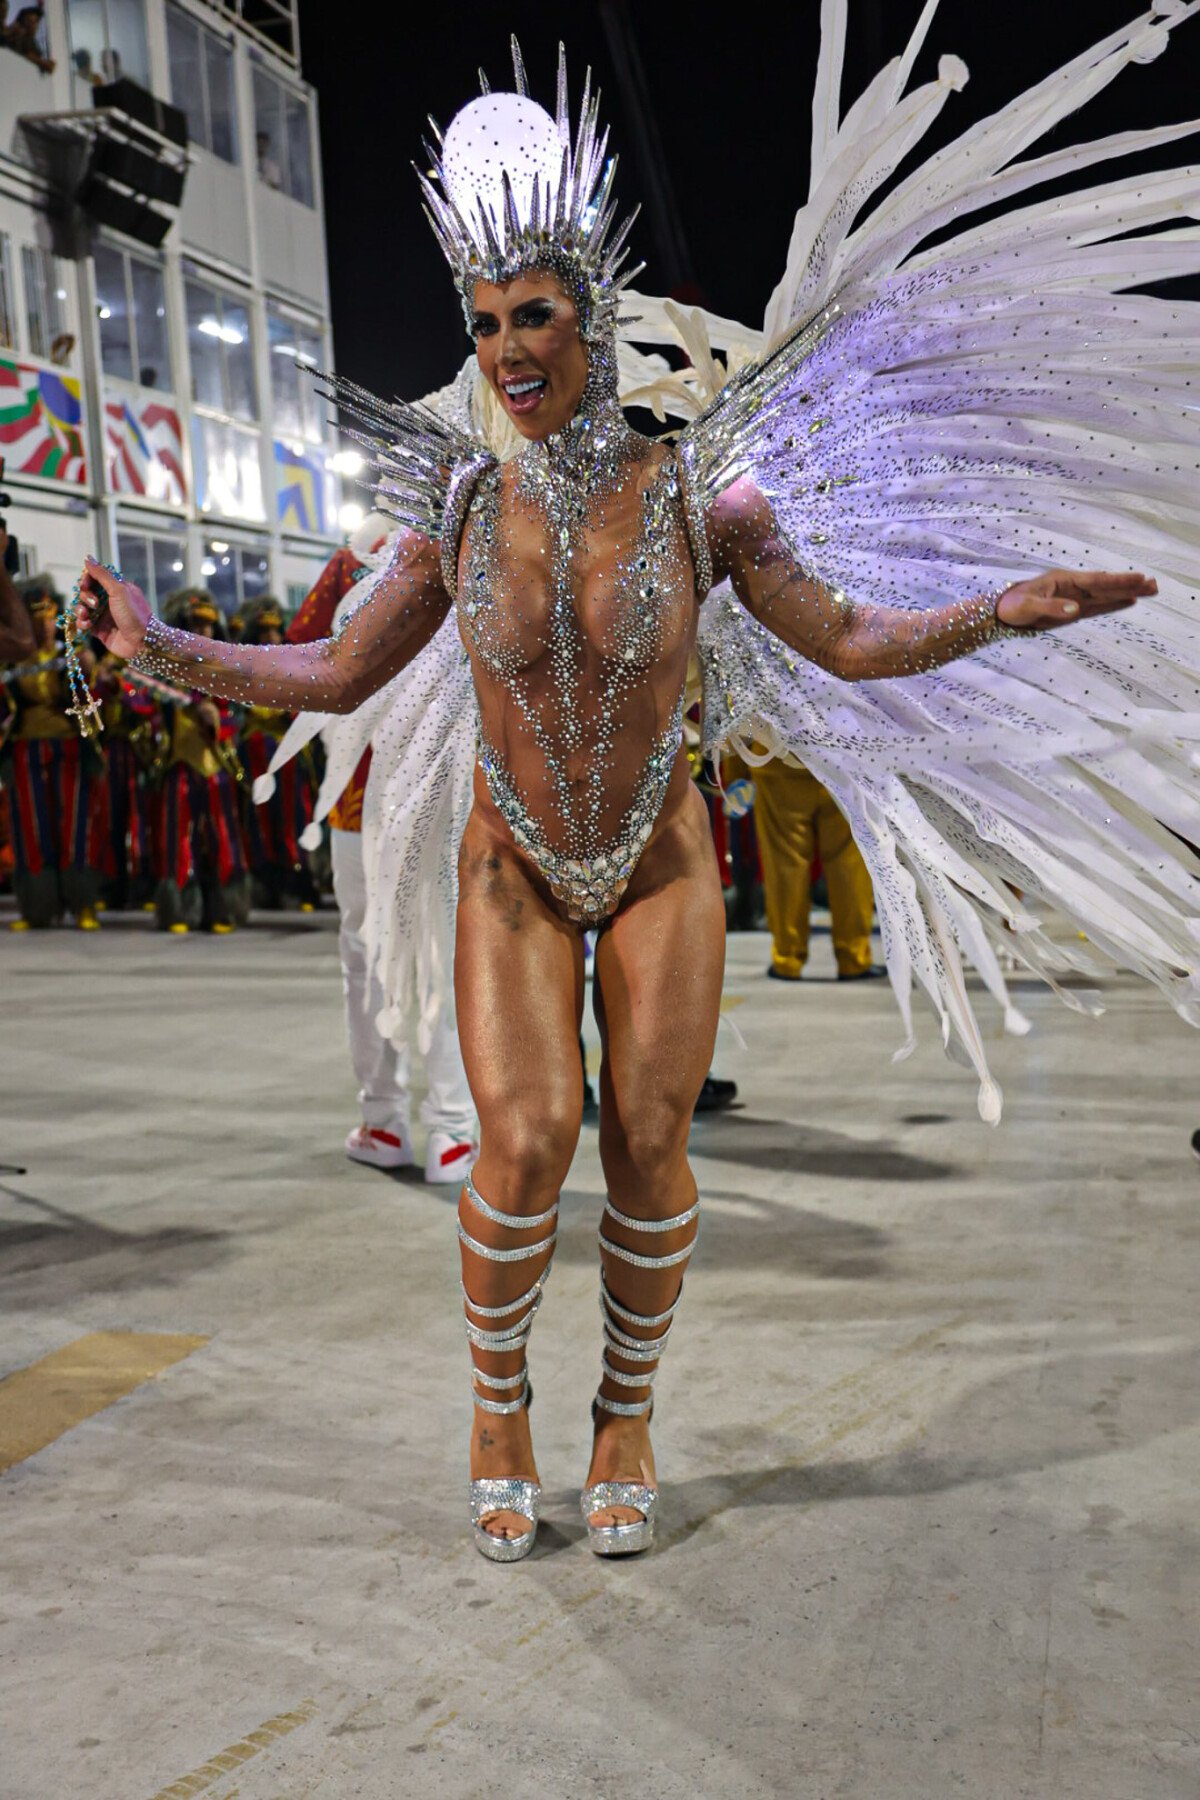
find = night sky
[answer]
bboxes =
[297,1,1199,403]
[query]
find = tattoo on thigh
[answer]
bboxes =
[486,860,524,931]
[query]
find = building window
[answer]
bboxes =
[20,245,69,363]
[0,235,15,350]
[266,306,323,443]
[200,537,270,613]
[66,0,149,88]
[185,278,256,419]
[192,416,264,521]
[252,64,314,207]
[116,529,186,615]
[166,6,237,164]
[94,243,169,389]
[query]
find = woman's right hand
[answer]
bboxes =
[74,555,151,661]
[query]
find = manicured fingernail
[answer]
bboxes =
[1063,601,1079,615]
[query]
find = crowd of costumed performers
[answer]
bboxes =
[0,573,323,933]
[0,549,862,963]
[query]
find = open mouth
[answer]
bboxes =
[501,375,547,416]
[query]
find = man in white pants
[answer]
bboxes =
[287,527,478,1182]
[331,821,477,1180]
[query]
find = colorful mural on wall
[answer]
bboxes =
[0,354,87,484]
[274,440,330,536]
[105,396,187,506]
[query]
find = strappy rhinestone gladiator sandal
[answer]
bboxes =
[581,1194,699,1557]
[459,1169,558,1564]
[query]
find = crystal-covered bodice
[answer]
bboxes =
[455,403,699,923]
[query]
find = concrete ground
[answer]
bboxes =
[1,904,1198,1800]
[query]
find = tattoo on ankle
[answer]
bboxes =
[478,1428,495,1449]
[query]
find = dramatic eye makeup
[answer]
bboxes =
[472,301,557,337]
[514,301,556,327]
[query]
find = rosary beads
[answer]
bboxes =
[58,565,122,740]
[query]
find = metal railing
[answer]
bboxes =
[195,0,300,68]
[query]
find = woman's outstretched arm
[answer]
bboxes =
[706,479,1155,680]
[75,531,451,714]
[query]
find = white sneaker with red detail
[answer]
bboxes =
[345,1123,415,1170]
[424,1130,478,1185]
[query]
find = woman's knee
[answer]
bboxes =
[478,1095,580,1202]
[599,1091,693,1190]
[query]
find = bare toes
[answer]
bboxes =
[482,1510,532,1539]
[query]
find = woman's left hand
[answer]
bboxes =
[996,569,1157,632]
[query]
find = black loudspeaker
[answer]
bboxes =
[76,180,173,248]
[92,80,188,150]
[88,137,186,207]
[76,83,188,246]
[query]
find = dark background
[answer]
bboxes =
[296,0,1199,401]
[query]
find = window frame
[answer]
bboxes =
[165,2,239,165]
[115,526,188,616]
[65,0,150,88]
[19,243,69,364]
[265,302,325,446]
[252,60,315,208]
[0,234,15,352]
[199,535,272,613]
[184,273,258,422]
[94,240,172,393]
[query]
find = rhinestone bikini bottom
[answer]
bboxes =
[478,725,681,925]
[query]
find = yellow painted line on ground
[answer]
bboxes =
[0,1330,209,1473]
[146,1701,317,1800]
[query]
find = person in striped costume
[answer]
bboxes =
[150,588,249,935]
[1,576,103,930]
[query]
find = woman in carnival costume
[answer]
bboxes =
[73,9,1200,1561]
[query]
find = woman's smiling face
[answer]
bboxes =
[472,270,590,441]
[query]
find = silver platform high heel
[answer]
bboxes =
[460,1169,558,1564]
[581,1194,699,1557]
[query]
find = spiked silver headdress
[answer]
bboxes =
[418,39,643,342]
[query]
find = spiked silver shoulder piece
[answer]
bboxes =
[320,371,495,591]
[678,305,843,509]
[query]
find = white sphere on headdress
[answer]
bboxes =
[441,93,563,230]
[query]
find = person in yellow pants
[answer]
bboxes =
[729,752,885,982]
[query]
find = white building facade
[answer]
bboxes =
[0,0,342,616]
